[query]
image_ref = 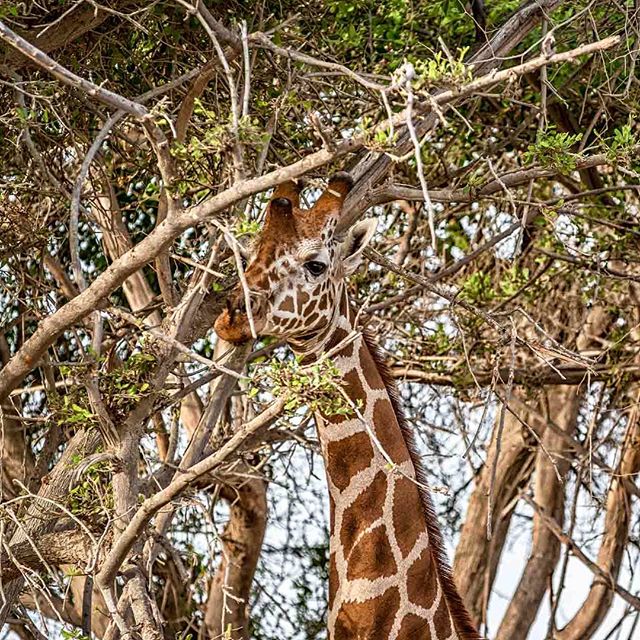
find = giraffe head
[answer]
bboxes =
[214,173,376,345]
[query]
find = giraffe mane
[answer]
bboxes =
[362,330,483,640]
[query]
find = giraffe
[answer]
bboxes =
[214,174,481,640]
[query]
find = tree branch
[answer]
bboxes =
[0,20,148,118]
[96,396,286,589]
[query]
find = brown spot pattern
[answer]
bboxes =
[393,476,427,558]
[328,552,338,611]
[340,471,386,551]
[213,174,479,639]
[326,431,373,492]
[407,547,438,610]
[328,326,350,350]
[372,399,411,464]
[343,369,367,408]
[280,296,294,312]
[398,613,432,638]
[339,336,357,359]
[281,317,297,331]
[327,410,350,426]
[346,524,397,581]
[433,600,453,637]
[334,587,400,640]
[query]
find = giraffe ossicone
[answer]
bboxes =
[214,174,482,640]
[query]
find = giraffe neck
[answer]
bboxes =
[297,292,479,640]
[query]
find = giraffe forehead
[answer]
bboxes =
[269,237,332,269]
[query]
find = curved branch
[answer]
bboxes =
[343,0,568,227]
[0,20,147,118]
[0,3,136,69]
[0,2,608,403]
[0,526,99,582]
[0,143,353,403]
[96,396,285,589]
[0,429,102,626]
[524,493,640,612]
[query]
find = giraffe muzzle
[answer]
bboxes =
[214,289,265,343]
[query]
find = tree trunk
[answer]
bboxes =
[204,477,268,640]
[495,306,610,639]
[453,393,537,626]
[495,384,580,640]
[556,395,640,639]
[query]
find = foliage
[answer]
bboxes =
[67,459,114,522]
[523,126,584,173]
[459,271,496,305]
[606,122,638,165]
[413,47,471,89]
[98,351,156,419]
[61,630,91,640]
[255,356,356,417]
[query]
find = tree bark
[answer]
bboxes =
[495,306,611,639]
[205,478,268,640]
[556,284,640,638]
[453,394,538,626]
[495,384,580,640]
[203,346,268,640]
[556,396,640,639]
[0,336,35,501]
[0,4,137,69]
[0,428,101,626]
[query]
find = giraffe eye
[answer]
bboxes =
[304,260,327,277]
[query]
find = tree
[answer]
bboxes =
[0,1,638,638]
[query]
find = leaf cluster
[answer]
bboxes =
[523,127,584,174]
[254,356,356,417]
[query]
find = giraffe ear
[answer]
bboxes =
[341,218,377,275]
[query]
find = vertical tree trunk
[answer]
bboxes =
[0,336,35,501]
[556,394,640,639]
[199,343,268,640]
[495,306,610,639]
[495,384,580,640]
[204,478,268,639]
[556,286,640,638]
[453,395,537,626]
